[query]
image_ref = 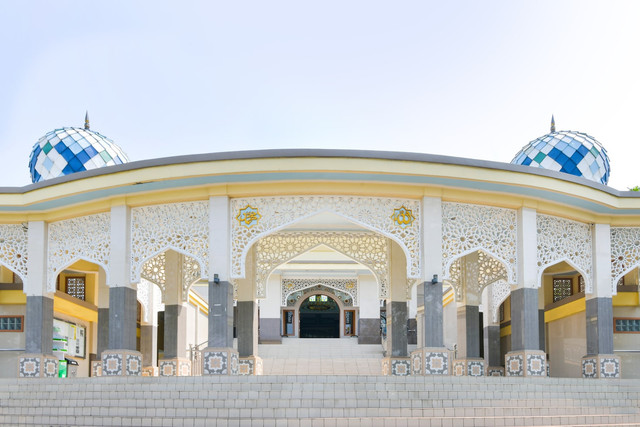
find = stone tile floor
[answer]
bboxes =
[257,338,417,375]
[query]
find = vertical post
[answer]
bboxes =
[410,196,450,375]
[482,287,503,376]
[202,196,238,375]
[92,268,109,376]
[582,223,619,378]
[452,252,484,376]
[102,204,142,376]
[19,221,59,377]
[382,242,410,376]
[236,247,262,375]
[158,251,191,376]
[505,207,546,377]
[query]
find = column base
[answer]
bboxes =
[201,347,239,375]
[159,358,191,376]
[18,354,58,378]
[101,350,143,376]
[239,356,263,375]
[582,354,621,378]
[142,366,158,377]
[91,360,102,377]
[410,347,451,375]
[505,350,546,377]
[486,366,505,376]
[382,356,411,376]
[453,358,484,377]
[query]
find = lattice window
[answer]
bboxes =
[537,214,592,292]
[614,318,640,333]
[579,276,585,293]
[65,277,85,301]
[0,224,29,285]
[259,232,382,299]
[48,213,110,292]
[611,227,640,294]
[441,202,517,284]
[131,201,209,283]
[552,278,572,303]
[0,316,23,331]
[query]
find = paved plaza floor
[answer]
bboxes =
[257,337,417,375]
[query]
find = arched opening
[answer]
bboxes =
[299,294,341,338]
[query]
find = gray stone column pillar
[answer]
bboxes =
[386,300,408,357]
[424,281,444,347]
[108,286,138,350]
[19,220,58,377]
[483,325,501,366]
[457,305,480,358]
[510,287,539,352]
[25,296,54,354]
[97,308,109,357]
[209,280,234,348]
[140,324,157,367]
[237,301,258,357]
[164,304,187,359]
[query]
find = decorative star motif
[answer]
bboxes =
[390,206,415,228]
[236,205,261,228]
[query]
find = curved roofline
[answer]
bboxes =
[4,148,640,198]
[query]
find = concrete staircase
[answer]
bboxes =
[1,375,639,426]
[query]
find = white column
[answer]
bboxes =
[582,223,619,378]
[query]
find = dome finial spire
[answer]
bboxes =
[84,111,90,130]
[550,114,556,133]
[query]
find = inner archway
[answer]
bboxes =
[299,294,340,338]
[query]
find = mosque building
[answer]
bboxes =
[0,114,638,379]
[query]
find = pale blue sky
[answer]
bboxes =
[1,1,639,189]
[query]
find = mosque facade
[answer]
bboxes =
[0,116,639,379]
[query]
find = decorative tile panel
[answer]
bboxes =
[48,213,110,292]
[410,351,423,375]
[423,348,450,375]
[102,350,142,376]
[202,348,239,376]
[581,355,620,379]
[159,358,191,376]
[258,231,388,299]
[537,214,592,291]
[486,367,504,376]
[91,360,102,377]
[506,350,546,377]
[238,356,263,376]
[131,201,209,283]
[231,196,422,286]
[442,203,517,284]
[18,355,58,378]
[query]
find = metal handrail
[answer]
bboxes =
[188,340,209,376]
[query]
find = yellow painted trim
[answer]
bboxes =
[500,325,511,337]
[545,298,585,323]
[54,296,97,323]
[0,290,26,304]
[189,291,209,315]
[1,157,640,223]
[613,292,640,307]
[443,288,454,307]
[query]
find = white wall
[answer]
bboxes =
[358,273,379,319]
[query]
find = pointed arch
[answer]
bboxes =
[255,231,388,298]
[230,196,422,282]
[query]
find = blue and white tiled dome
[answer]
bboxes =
[511,118,611,185]
[28,115,129,183]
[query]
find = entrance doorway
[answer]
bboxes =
[299,294,340,338]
